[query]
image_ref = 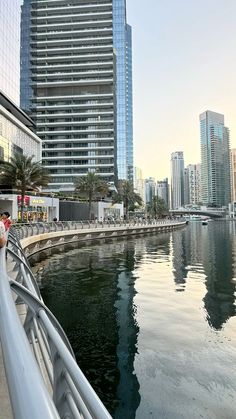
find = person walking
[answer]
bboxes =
[0,221,6,247]
[1,212,11,231]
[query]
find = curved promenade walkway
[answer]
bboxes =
[0,220,185,418]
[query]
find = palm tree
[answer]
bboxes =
[0,153,51,221]
[113,180,142,218]
[148,196,168,218]
[74,172,109,220]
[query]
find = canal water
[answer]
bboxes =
[31,221,236,419]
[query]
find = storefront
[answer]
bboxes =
[0,194,59,222]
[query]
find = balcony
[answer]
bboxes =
[30,52,113,63]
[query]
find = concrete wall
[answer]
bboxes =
[59,201,124,221]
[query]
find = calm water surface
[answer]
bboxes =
[31,222,236,419]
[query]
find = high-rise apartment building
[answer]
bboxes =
[157,178,169,208]
[230,149,236,202]
[145,177,156,205]
[171,151,184,209]
[200,111,231,207]
[0,0,21,104]
[186,164,201,205]
[183,168,190,205]
[20,0,133,192]
[113,1,133,182]
[133,167,145,204]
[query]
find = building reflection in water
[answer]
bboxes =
[31,238,141,418]
[171,222,236,329]
[114,243,140,419]
[201,222,236,330]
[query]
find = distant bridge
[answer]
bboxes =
[170,209,226,219]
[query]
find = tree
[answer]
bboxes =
[112,180,142,218]
[148,196,168,218]
[0,153,51,221]
[74,172,109,220]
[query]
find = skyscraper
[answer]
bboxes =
[157,178,169,208]
[171,151,184,209]
[20,0,133,192]
[200,111,231,207]
[186,164,201,205]
[145,177,156,204]
[113,1,133,182]
[230,149,236,202]
[133,167,145,204]
[0,0,21,104]
[183,168,190,205]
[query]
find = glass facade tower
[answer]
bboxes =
[20,0,133,191]
[20,0,117,192]
[0,0,21,104]
[113,0,133,182]
[200,110,231,207]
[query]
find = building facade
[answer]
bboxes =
[230,149,236,202]
[200,110,231,207]
[171,151,184,209]
[186,164,201,205]
[156,178,169,208]
[0,0,21,104]
[145,177,156,205]
[133,167,145,205]
[20,0,133,192]
[113,1,133,182]
[0,92,41,163]
[183,168,190,205]
[21,0,117,192]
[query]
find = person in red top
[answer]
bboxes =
[1,212,11,231]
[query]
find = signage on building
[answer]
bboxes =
[17,196,30,205]
[30,198,46,206]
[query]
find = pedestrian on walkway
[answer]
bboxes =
[0,221,6,247]
[1,212,11,231]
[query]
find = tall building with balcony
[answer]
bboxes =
[0,0,21,105]
[171,151,184,209]
[113,1,133,182]
[20,0,133,192]
[200,110,231,207]
[21,0,117,192]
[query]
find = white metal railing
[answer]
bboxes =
[0,229,112,418]
[0,219,185,417]
[14,219,182,241]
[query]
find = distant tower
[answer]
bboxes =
[171,151,184,209]
[187,164,201,205]
[133,167,145,204]
[230,149,236,202]
[184,168,190,205]
[145,177,156,204]
[156,178,169,208]
[200,110,231,207]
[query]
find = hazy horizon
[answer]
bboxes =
[127,0,236,180]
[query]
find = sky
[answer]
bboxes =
[126,0,236,180]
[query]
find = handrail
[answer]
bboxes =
[0,220,185,417]
[0,229,112,418]
[0,240,60,418]
[13,218,182,240]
